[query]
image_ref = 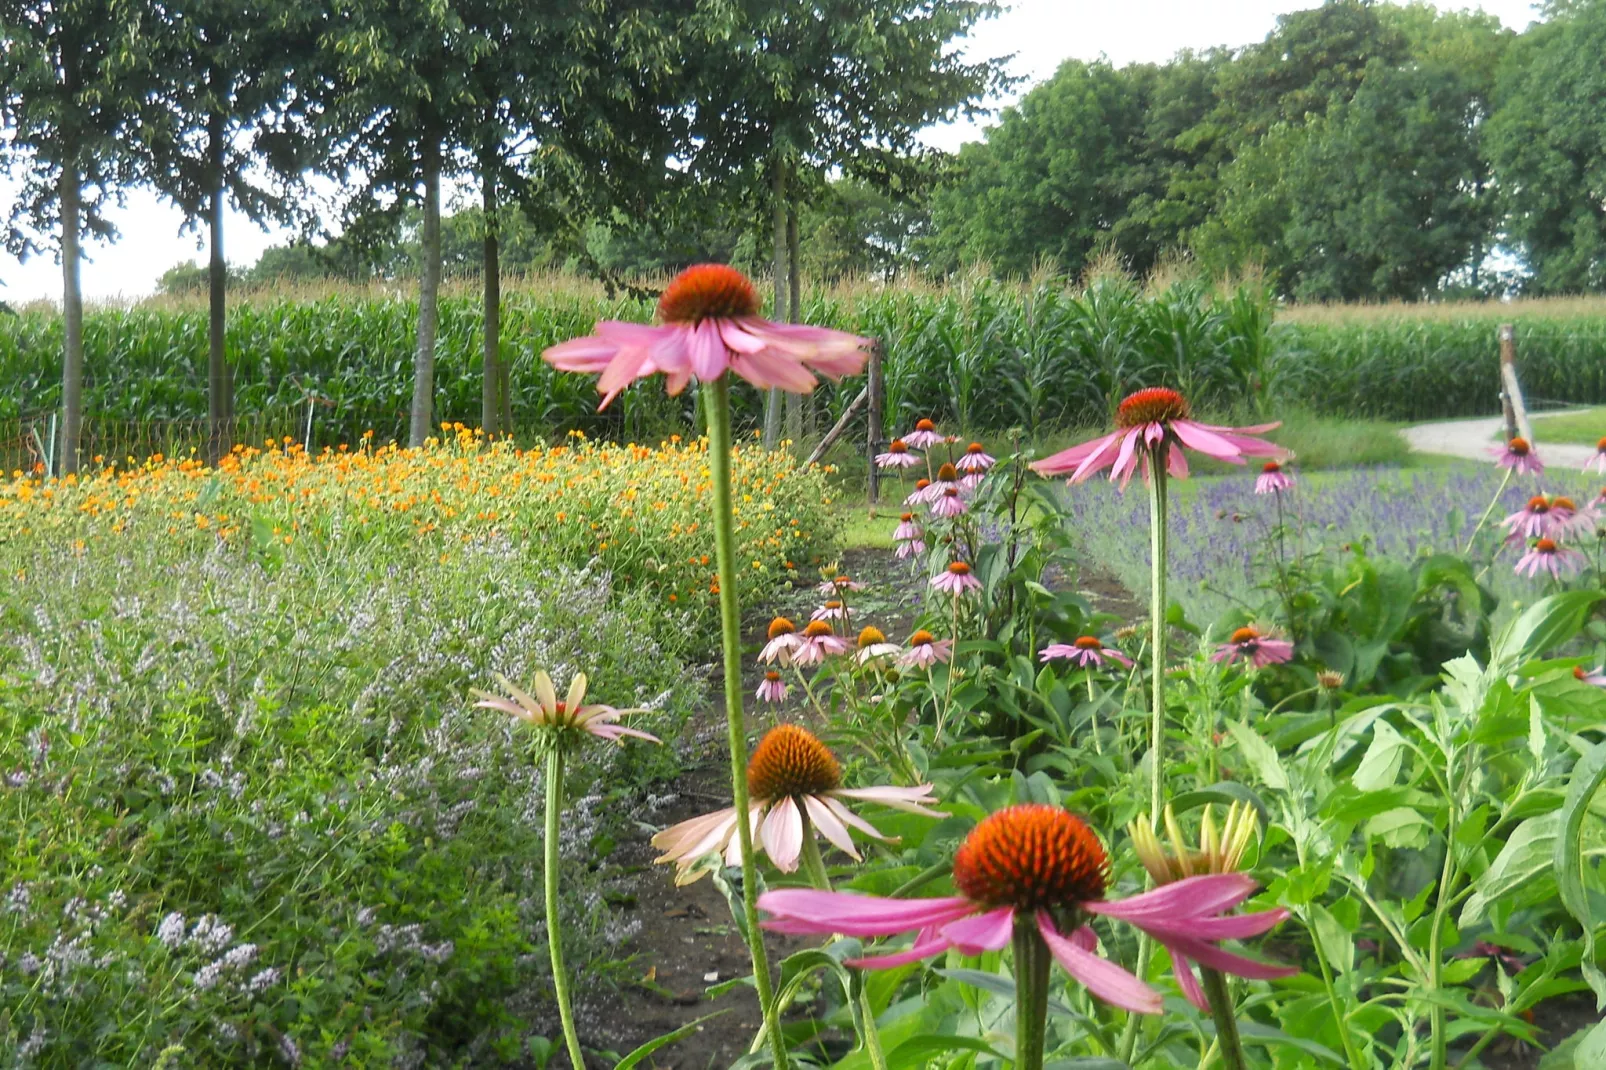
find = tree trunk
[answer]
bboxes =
[409,141,442,448]
[207,107,230,466]
[762,157,787,448]
[785,202,803,443]
[59,161,83,477]
[481,161,501,436]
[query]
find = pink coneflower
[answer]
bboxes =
[1254,460,1294,495]
[1502,495,1556,541]
[904,478,933,507]
[1041,635,1134,669]
[895,538,926,560]
[1548,497,1598,540]
[652,725,942,882]
[758,805,1293,1013]
[816,574,864,596]
[1515,537,1587,579]
[1494,436,1543,476]
[811,599,852,623]
[1212,626,1295,668]
[1574,665,1606,688]
[893,512,922,542]
[794,620,850,666]
[855,626,901,666]
[542,263,869,407]
[756,671,788,703]
[904,419,944,450]
[473,672,658,745]
[1589,437,1606,476]
[931,561,982,596]
[875,439,921,469]
[759,617,803,666]
[1032,387,1283,488]
[899,629,953,669]
[920,462,961,502]
[956,442,996,473]
[930,486,968,518]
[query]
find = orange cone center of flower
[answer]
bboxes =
[1536,538,1557,553]
[823,600,844,612]
[909,629,935,646]
[857,626,887,648]
[768,617,796,639]
[1116,387,1191,429]
[914,479,931,492]
[937,463,959,482]
[967,442,985,454]
[1598,437,1606,451]
[802,620,835,638]
[943,487,960,499]
[1262,461,1282,473]
[948,562,971,576]
[1527,496,1550,513]
[657,264,761,324]
[900,512,914,522]
[889,440,909,453]
[1508,437,1530,455]
[1576,666,1589,681]
[1074,636,1104,650]
[1554,497,1576,511]
[916,419,937,432]
[747,724,841,800]
[835,575,852,586]
[1230,626,1262,644]
[952,804,1108,910]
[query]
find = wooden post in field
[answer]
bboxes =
[1498,324,1533,443]
[866,342,884,515]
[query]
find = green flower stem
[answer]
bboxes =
[799,814,888,1070]
[890,860,950,899]
[1115,938,1152,1063]
[1461,465,1512,556]
[1199,967,1248,1070]
[1147,447,1170,823]
[703,378,788,1070]
[544,748,585,1070]
[1012,915,1052,1070]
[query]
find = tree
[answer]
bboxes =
[1486,0,1606,293]
[0,0,152,474]
[141,0,317,462]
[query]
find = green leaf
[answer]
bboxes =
[885,1034,1007,1067]
[1226,719,1288,792]
[612,1010,731,1069]
[1352,719,1408,792]
[1309,903,1354,975]
[1365,807,1431,850]
[1493,591,1605,672]
[1553,740,1606,1009]
[1461,814,1559,926]
[1170,782,1273,827]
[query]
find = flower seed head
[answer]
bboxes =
[952,805,1108,910]
[1116,387,1190,429]
[657,264,761,324]
[747,724,841,801]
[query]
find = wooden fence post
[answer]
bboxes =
[866,342,883,515]
[1498,323,1533,444]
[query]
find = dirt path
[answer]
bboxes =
[1401,414,1598,468]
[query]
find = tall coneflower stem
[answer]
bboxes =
[1200,967,1249,1070]
[544,748,585,1070]
[1146,445,1170,823]
[1012,916,1051,1070]
[703,377,788,1070]
[799,814,889,1070]
[1462,466,1513,555]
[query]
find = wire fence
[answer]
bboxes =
[1,409,311,476]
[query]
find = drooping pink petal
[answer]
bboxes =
[1170,952,1208,1010]
[543,334,621,372]
[587,723,662,744]
[688,318,728,382]
[819,795,895,843]
[1109,427,1143,483]
[1163,934,1300,980]
[718,319,768,354]
[940,906,1016,955]
[1030,430,1121,479]
[652,806,741,863]
[1170,420,1250,464]
[830,785,945,816]
[1036,912,1162,1014]
[724,805,765,867]
[1209,421,1281,435]
[1083,873,1258,923]
[1167,442,1190,479]
[1074,430,1135,484]
[1142,907,1290,942]
[802,793,861,859]
[762,795,805,872]
[729,348,820,393]
[755,889,977,937]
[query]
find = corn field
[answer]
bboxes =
[4,277,1606,453]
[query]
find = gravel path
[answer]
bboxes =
[1401,414,1599,469]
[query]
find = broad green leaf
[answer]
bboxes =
[1493,592,1605,673]
[1553,740,1606,1009]
[1352,719,1408,792]
[1365,807,1431,850]
[1227,719,1288,792]
[885,1034,1007,1067]
[1461,814,1559,925]
[1169,782,1272,827]
[1309,903,1354,975]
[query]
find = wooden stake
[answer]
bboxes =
[866,342,884,515]
[1498,324,1532,443]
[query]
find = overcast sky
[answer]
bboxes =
[0,0,1543,304]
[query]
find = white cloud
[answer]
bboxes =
[0,0,1544,303]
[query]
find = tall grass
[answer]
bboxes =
[7,272,1606,447]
